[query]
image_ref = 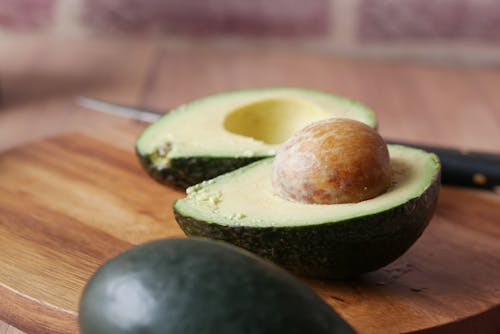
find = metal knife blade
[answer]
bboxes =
[76,96,500,191]
[76,96,163,123]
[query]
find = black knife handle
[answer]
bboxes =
[386,141,500,191]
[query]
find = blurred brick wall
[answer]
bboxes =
[1,0,500,64]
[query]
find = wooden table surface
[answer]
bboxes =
[1,38,499,334]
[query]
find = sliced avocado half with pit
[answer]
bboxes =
[174,145,440,279]
[136,87,377,189]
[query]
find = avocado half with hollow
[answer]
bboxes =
[136,88,377,189]
[174,145,441,279]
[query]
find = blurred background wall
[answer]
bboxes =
[1,0,500,65]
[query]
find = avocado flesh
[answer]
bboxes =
[174,145,440,278]
[136,87,377,189]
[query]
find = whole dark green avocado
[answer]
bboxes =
[79,238,356,334]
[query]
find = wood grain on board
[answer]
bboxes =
[1,38,500,333]
[0,134,499,334]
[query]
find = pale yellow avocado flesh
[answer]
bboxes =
[174,145,440,228]
[136,88,377,162]
[224,98,329,145]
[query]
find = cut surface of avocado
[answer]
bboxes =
[136,88,377,189]
[175,145,439,227]
[174,145,440,278]
[223,98,330,145]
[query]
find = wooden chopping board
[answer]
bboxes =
[0,134,499,334]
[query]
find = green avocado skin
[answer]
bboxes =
[137,150,265,190]
[174,177,440,279]
[79,238,355,334]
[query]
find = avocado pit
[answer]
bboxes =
[272,118,391,204]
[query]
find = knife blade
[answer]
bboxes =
[76,96,163,123]
[76,96,500,191]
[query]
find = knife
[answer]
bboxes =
[76,96,500,191]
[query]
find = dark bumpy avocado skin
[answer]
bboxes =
[137,150,265,190]
[174,176,440,279]
[79,238,355,334]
